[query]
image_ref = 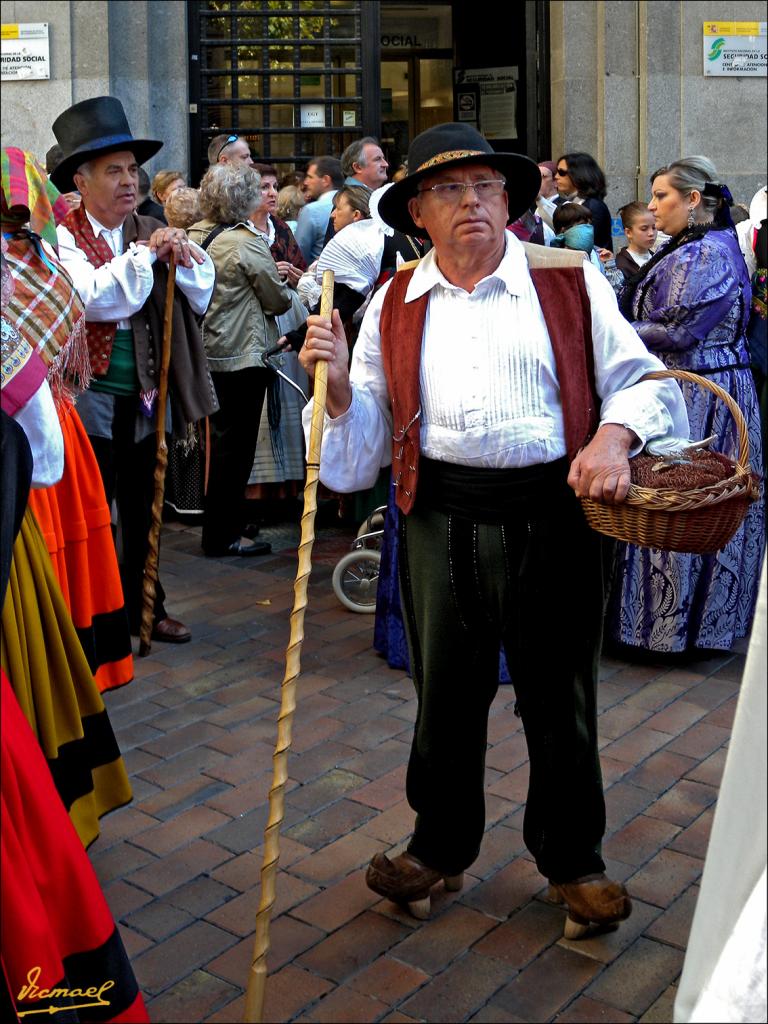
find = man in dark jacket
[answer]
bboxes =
[52,96,217,643]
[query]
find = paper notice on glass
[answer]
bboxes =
[454,67,518,139]
[479,82,517,139]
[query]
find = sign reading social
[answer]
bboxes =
[1,23,50,81]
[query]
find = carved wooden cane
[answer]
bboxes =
[138,254,176,657]
[244,270,334,1022]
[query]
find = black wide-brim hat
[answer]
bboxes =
[50,96,162,193]
[378,123,542,239]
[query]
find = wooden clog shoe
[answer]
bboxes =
[547,872,632,939]
[365,851,464,919]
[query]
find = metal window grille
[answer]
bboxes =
[188,1,379,176]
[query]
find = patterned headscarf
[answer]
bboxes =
[0,147,70,252]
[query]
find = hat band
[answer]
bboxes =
[416,149,486,172]
[67,133,139,158]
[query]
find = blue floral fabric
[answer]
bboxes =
[608,228,765,652]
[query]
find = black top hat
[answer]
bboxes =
[50,96,163,193]
[377,123,542,239]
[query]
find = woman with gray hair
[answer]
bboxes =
[608,156,764,654]
[188,163,291,556]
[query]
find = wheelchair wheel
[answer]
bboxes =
[332,549,381,613]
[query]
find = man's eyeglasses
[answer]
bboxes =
[215,135,239,162]
[555,167,570,176]
[417,179,506,203]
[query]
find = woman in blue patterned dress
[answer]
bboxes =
[608,157,765,653]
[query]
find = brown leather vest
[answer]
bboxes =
[379,243,599,515]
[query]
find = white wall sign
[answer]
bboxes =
[1,22,50,81]
[455,67,518,139]
[342,110,356,127]
[703,21,767,76]
[300,103,325,128]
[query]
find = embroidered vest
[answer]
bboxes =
[379,244,599,515]
[62,204,120,377]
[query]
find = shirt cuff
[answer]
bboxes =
[599,419,646,457]
[127,241,156,267]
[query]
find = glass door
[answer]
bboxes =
[381,56,453,172]
[381,60,411,173]
[417,58,453,131]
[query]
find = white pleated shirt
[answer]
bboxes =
[303,232,689,493]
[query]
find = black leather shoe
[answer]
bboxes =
[228,539,271,557]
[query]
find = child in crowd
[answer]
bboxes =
[615,201,657,280]
[552,202,625,294]
[552,202,602,265]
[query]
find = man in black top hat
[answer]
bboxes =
[52,96,218,644]
[298,123,689,934]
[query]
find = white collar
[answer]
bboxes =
[252,214,275,242]
[84,209,124,238]
[404,231,527,303]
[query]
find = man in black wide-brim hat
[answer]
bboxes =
[299,123,690,935]
[53,96,219,644]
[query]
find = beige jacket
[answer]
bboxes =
[188,219,291,372]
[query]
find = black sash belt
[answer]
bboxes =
[417,456,574,524]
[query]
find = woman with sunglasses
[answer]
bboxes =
[554,152,614,251]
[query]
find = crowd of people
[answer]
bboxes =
[1,92,766,1018]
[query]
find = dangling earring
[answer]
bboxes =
[687,206,695,228]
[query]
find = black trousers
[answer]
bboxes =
[89,396,167,634]
[203,367,269,555]
[399,488,607,883]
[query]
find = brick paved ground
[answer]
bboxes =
[91,515,747,1023]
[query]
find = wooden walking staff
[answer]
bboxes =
[244,269,335,1023]
[138,255,177,657]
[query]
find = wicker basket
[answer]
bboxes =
[580,369,760,554]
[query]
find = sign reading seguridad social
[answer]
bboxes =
[1,23,50,81]
[703,21,767,76]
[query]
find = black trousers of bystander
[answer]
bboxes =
[203,367,270,556]
[89,396,168,634]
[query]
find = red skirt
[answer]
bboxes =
[27,400,133,692]
[0,670,148,1022]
